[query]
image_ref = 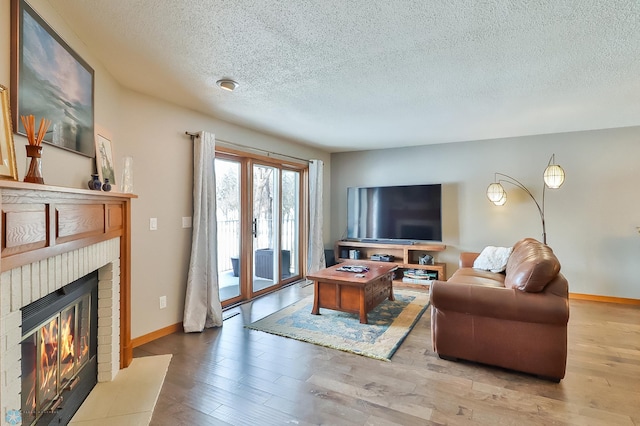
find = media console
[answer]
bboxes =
[334,240,446,288]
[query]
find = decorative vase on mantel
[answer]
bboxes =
[88,174,102,191]
[24,145,44,184]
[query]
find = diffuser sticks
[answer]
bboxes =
[20,115,51,146]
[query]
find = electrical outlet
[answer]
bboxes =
[159,295,167,309]
[150,217,158,231]
[182,216,192,228]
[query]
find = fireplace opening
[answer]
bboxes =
[21,272,98,426]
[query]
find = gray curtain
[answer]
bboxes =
[183,131,223,332]
[307,159,326,273]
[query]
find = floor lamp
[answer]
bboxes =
[486,154,565,245]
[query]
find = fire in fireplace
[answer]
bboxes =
[20,272,98,425]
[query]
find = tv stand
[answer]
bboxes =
[334,240,446,287]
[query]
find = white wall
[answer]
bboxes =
[331,128,640,300]
[0,1,332,339]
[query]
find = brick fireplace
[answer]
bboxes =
[0,182,134,425]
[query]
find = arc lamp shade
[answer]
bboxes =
[494,193,507,205]
[543,164,565,189]
[486,182,506,203]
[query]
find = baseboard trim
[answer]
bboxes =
[569,293,640,305]
[132,322,183,348]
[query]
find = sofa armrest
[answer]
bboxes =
[430,280,569,325]
[459,252,480,268]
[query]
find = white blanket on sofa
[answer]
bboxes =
[473,246,513,273]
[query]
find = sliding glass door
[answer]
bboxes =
[215,153,304,305]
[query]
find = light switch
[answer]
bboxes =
[150,217,158,230]
[182,216,192,228]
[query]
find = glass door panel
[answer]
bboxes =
[215,158,241,302]
[252,164,279,293]
[281,170,300,280]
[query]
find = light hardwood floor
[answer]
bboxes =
[135,284,640,425]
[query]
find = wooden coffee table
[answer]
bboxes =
[308,262,397,324]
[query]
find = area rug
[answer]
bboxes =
[246,289,429,360]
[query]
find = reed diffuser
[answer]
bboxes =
[21,115,51,184]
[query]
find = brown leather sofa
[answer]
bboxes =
[430,238,569,381]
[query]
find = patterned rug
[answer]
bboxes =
[246,289,429,360]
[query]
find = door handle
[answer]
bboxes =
[252,218,257,238]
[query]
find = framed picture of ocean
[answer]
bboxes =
[11,0,95,157]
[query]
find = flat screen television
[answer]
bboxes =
[347,184,442,242]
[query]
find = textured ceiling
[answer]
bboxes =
[47,0,640,152]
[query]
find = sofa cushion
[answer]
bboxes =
[505,238,560,292]
[448,267,505,288]
[473,246,512,272]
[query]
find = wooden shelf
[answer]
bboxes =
[334,240,446,286]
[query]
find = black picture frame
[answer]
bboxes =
[10,0,95,157]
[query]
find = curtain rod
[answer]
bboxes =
[185,131,310,164]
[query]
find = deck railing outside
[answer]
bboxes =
[217,218,297,274]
